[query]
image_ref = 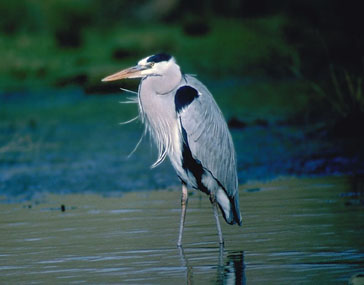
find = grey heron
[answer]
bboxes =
[102,53,242,246]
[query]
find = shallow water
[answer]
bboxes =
[1,176,363,284]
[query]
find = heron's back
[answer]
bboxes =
[181,76,238,193]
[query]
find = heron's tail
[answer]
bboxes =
[215,188,242,226]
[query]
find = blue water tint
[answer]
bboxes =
[0,88,363,199]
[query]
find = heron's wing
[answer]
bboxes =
[177,75,238,198]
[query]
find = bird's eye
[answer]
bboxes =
[149,62,155,67]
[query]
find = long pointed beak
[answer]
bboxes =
[102,65,147,82]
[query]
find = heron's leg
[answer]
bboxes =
[211,197,224,245]
[177,183,188,247]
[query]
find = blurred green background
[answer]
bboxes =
[1,0,364,198]
[1,0,363,122]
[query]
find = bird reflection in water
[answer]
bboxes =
[178,246,246,284]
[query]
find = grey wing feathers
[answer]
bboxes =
[178,75,238,198]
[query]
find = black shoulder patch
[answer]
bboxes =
[147,53,171,63]
[175,86,199,113]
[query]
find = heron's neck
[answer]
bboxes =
[148,64,182,94]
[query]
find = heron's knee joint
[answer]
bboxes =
[181,195,188,206]
[181,192,188,205]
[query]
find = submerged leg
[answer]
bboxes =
[177,183,188,247]
[212,198,224,245]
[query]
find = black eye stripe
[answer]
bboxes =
[147,53,171,63]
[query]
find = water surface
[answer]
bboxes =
[1,176,363,284]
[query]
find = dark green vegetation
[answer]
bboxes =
[1,1,363,126]
[0,14,297,92]
[1,1,364,196]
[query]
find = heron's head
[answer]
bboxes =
[102,53,179,82]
